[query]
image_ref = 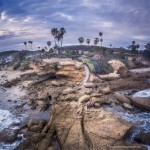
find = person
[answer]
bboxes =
[87,100,95,109]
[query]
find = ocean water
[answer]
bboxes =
[133,89,150,98]
[106,88,150,149]
[0,109,26,150]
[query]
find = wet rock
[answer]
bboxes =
[37,100,49,111]
[135,131,150,145]
[0,128,20,143]
[28,119,40,128]
[29,125,43,132]
[78,95,90,103]
[114,92,131,104]
[32,133,46,143]
[123,103,133,110]
[128,97,150,112]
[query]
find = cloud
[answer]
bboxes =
[52,12,73,21]
[0,0,150,51]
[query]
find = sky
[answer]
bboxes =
[0,0,150,51]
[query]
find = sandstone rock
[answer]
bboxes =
[32,133,46,143]
[67,94,78,101]
[91,93,102,98]
[89,74,102,83]
[51,81,61,86]
[45,103,133,150]
[123,103,133,110]
[37,100,49,111]
[81,88,92,95]
[55,60,85,82]
[47,146,55,150]
[108,59,128,76]
[100,86,111,94]
[91,97,101,103]
[128,97,150,112]
[78,95,90,103]
[62,88,75,95]
[29,125,43,132]
[28,119,39,128]
[114,92,131,104]
[84,82,95,88]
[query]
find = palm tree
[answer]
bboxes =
[51,28,58,46]
[30,41,33,50]
[59,27,66,47]
[44,46,48,51]
[78,37,84,45]
[100,39,103,47]
[28,41,33,50]
[47,41,51,50]
[132,41,135,45]
[145,43,150,51]
[93,38,99,46]
[38,47,40,50]
[86,39,90,45]
[24,42,27,50]
[99,32,103,47]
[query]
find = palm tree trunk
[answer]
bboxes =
[61,38,63,48]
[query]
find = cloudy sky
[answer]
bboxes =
[0,0,150,51]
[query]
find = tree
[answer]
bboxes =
[28,41,33,50]
[145,43,150,51]
[110,44,112,48]
[59,27,66,47]
[24,42,27,50]
[128,41,139,54]
[99,32,103,47]
[51,27,66,48]
[86,39,90,45]
[78,37,84,45]
[45,46,48,51]
[47,41,51,50]
[100,38,103,47]
[38,47,40,50]
[51,28,58,46]
[94,38,99,46]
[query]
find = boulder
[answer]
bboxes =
[62,88,75,95]
[128,97,150,112]
[28,119,39,128]
[135,132,150,145]
[37,100,49,111]
[0,128,19,143]
[29,125,43,132]
[108,60,128,76]
[78,95,90,103]
[91,93,103,98]
[114,92,131,104]
[51,81,61,86]
[123,103,133,110]
[100,86,111,94]
[84,82,95,88]
[89,74,102,83]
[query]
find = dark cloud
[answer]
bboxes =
[0,31,17,40]
[0,0,150,51]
